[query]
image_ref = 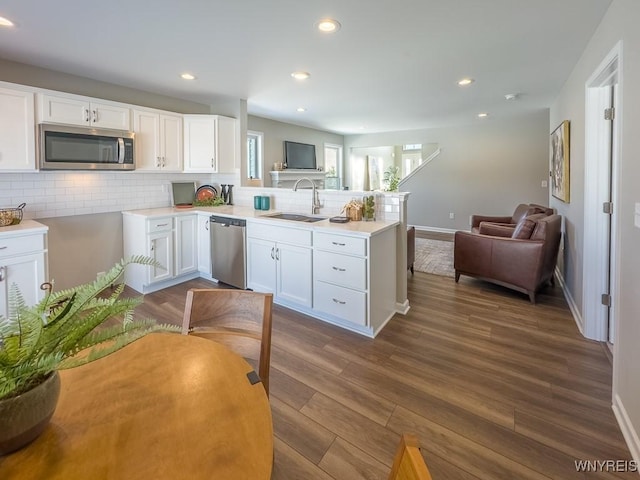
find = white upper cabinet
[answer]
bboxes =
[133,109,183,171]
[183,115,236,173]
[0,86,36,171]
[38,93,131,130]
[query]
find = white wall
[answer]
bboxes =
[344,111,550,231]
[0,58,211,114]
[550,0,640,461]
[248,116,344,186]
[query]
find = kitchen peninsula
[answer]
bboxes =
[123,205,401,337]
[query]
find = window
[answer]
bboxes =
[403,143,422,151]
[324,143,343,190]
[247,131,263,180]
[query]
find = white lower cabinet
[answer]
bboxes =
[123,213,197,293]
[148,229,174,283]
[175,215,197,276]
[0,222,48,319]
[312,228,396,335]
[313,281,367,326]
[197,213,211,275]
[247,222,312,308]
[313,231,369,327]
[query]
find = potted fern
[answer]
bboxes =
[0,256,180,455]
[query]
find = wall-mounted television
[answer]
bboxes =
[284,141,317,169]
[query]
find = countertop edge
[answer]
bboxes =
[122,207,399,236]
[0,220,49,237]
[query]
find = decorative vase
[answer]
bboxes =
[0,371,61,455]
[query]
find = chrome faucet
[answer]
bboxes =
[293,177,321,215]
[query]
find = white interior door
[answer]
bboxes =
[583,45,620,344]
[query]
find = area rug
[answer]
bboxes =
[413,238,455,277]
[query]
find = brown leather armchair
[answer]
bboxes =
[471,203,554,234]
[454,214,562,303]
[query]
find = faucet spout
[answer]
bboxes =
[293,177,321,215]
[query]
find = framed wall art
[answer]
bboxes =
[550,120,570,203]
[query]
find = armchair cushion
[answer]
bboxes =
[478,222,515,237]
[511,218,537,239]
[471,203,554,234]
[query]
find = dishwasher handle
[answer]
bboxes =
[210,215,246,228]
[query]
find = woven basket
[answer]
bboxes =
[0,203,25,227]
[345,206,362,221]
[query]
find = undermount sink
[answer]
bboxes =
[262,213,326,223]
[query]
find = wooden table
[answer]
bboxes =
[0,333,273,479]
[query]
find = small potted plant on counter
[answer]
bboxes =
[363,195,376,221]
[0,256,180,455]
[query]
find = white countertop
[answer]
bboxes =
[122,206,398,236]
[0,219,48,238]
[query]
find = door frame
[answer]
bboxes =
[582,41,622,342]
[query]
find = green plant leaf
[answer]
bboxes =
[0,256,176,400]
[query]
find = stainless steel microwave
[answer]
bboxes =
[39,124,135,170]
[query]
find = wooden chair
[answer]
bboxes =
[181,288,274,395]
[388,433,433,480]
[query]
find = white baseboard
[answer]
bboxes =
[412,225,458,234]
[612,393,640,464]
[396,299,410,315]
[554,267,584,336]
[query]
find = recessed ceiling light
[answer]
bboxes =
[181,73,196,80]
[477,112,488,118]
[457,78,474,86]
[317,18,341,33]
[0,16,14,27]
[504,93,519,101]
[291,71,310,80]
[296,107,306,112]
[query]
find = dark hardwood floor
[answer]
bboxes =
[133,271,633,479]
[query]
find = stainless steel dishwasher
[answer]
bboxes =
[210,215,246,289]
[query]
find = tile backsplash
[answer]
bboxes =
[0,172,216,219]
[0,172,407,222]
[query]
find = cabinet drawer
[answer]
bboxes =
[147,217,173,233]
[248,222,312,246]
[0,233,46,258]
[314,250,366,290]
[314,232,366,256]
[314,281,367,326]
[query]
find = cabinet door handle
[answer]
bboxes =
[332,298,346,305]
[0,266,5,282]
[332,241,346,246]
[92,109,98,123]
[162,156,166,167]
[270,247,275,259]
[156,223,169,227]
[205,220,209,231]
[84,108,90,122]
[275,248,280,260]
[156,156,161,167]
[211,157,216,169]
[332,266,346,272]
[150,239,155,252]
[0,246,7,250]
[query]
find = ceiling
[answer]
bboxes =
[0,0,611,134]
